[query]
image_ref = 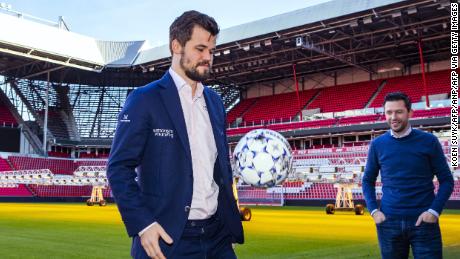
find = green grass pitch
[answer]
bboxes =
[0,203,458,258]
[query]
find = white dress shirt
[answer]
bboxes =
[169,67,219,220]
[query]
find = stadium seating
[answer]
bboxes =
[225,71,452,136]
[342,141,369,147]
[305,183,336,199]
[370,70,450,108]
[283,183,336,200]
[412,107,451,118]
[229,80,381,126]
[282,181,304,188]
[0,184,33,197]
[227,104,449,136]
[337,114,381,126]
[76,160,107,167]
[48,151,71,158]
[450,180,460,200]
[237,185,284,206]
[28,184,110,198]
[9,156,77,175]
[0,158,12,172]
[306,80,381,113]
[227,118,338,136]
[434,180,460,200]
[226,98,257,125]
[29,184,92,197]
[79,152,110,159]
[102,187,112,198]
[240,89,319,125]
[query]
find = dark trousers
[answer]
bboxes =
[376,215,442,259]
[170,215,236,259]
[132,215,236,259]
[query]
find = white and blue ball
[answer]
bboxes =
[233,129,292,188]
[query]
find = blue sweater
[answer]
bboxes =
[362,129,454,217]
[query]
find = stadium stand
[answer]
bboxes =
[239,89,319,125]
[76,160,107,167]
[226,98,257,125]
[233,79,381,126]
[0,140,454,201]
[7,156,107,174]
[0,184,33,197]
[306,80,381,113]
[451,181,460,200]
[0,158,12,171]
[370,70,450,108]
[29,185,92,197]
[337,114,381,126]
[301,183,336,200]
[412,107,451,118]
[79,152,110,159]
[227,118,338,136]
[27,184,111,198]
[0,155,110,197]
[225,71,450,137]
[9,156,76,175]
[48,151,71,158]
[237,185,284,206]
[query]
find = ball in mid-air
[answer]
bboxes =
[233,129,292,188]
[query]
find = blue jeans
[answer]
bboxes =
[376,215,442,259]
[170,215,236,259]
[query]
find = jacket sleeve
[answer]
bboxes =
[362,141,381,213]
[107,89,156,237]
[429,137,454,215]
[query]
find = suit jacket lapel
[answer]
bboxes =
[158,72,192,163]
[203,88,226,169]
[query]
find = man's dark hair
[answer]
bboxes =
[169,10,219,54]
[383,92,412,111]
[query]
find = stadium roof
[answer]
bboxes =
[0,12,105,71]
[1,0,405,70]
[135,0,404,65]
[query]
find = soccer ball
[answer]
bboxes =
[233,129,293,188]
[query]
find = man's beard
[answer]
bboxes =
[389,120,407,133]
[180,55,211,82]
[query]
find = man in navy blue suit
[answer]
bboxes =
[107,10,244,259]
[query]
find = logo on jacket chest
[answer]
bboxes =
[153,128,174,139]
[120,114,130,123]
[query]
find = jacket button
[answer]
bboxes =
[184,206,190,212]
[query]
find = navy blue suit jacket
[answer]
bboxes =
[107,72,244,257]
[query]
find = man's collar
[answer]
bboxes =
[390,124,412,138]
[168,67,204,98]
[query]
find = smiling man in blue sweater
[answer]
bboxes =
[362,92,454,259]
